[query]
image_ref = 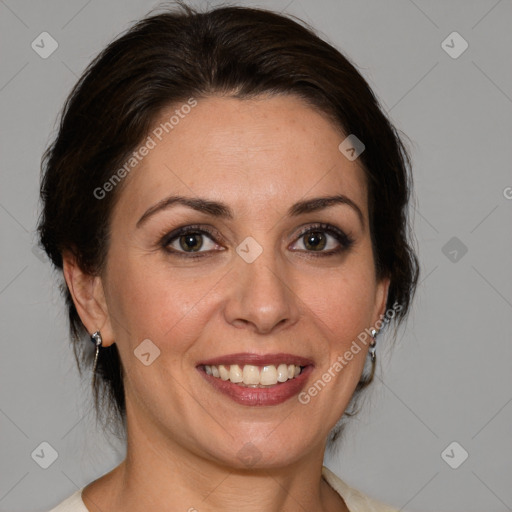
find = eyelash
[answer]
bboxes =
[160,223,355,259]
[293,223,355,256]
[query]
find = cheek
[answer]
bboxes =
[293,273,373,426]
[303,263,377,345]
[105,253,220,349]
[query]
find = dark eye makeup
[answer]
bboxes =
[158,222,355,259]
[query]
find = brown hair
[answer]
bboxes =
[37,3,419,445]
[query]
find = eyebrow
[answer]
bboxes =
[136,194,365,229]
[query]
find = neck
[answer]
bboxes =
[85,409,347,512]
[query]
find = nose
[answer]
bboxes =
[223,248,301,335]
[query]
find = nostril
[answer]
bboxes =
[232,319,251,329]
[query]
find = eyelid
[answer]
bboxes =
[160,224,225,256]
[160,222,354,257]
[290,222,354,249]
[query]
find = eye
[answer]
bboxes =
[162,225,223,257]
[289,223,354,255]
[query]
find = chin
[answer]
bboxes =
[199,427,319,471]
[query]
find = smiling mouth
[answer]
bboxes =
[201,363,304,387]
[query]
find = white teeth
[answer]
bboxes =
[277,364,288,382]
[229,364,243,383]
[219,364,230,381]
[242,365,260,385]
[260,365,278,385]
[204,363,304,386]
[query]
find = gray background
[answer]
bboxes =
[0,0,511,511]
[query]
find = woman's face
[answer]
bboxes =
[98,95,389,468]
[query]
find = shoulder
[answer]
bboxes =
[47,488,88,512]
[322,466,399,512]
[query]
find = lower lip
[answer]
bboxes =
[197,366,313,406]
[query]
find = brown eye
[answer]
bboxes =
[289,223,355,256]
[161,225,224,257]
[303,231,327,251]
[179,233,204,252]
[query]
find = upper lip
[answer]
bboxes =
[197,352,314,367]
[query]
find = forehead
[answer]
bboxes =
[114,95,368,223]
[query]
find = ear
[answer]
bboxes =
[372,276,391,330]
[62,251,115,347]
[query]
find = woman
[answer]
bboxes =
[40,4,419,511]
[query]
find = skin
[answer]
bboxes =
[64,94,390,512]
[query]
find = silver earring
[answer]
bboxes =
[369,328,378,363]
[90,331,102,385]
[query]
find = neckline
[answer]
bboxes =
[72,466,353,512]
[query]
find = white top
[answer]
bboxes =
[48,466,399,511]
